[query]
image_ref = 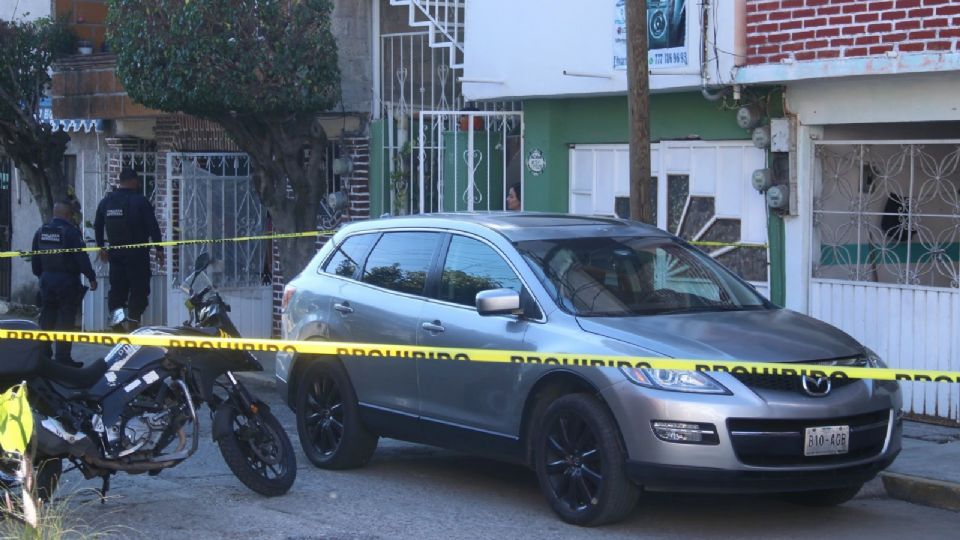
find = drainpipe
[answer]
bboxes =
[371,0,381,120]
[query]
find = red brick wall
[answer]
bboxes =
[746,0,960,64]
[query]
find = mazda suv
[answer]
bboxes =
[277,213,901,526]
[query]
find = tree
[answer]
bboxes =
[108,0,342,278]
[626,0,653,224]
[0,18,75,223]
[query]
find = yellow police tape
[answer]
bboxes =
[1,230,336,259]
[4,227,767,260]
[1,329,957,383]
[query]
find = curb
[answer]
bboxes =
[881,472,960,512]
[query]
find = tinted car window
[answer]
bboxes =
[323,233,378,279]
[439,236,523,307]
[361,232,441,295]
[517,236,769,317]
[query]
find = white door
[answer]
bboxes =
[569,142,769,295]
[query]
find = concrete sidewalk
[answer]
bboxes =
[49,343,960,514]
[881,420,960,512]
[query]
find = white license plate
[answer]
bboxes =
[804,425,850,456]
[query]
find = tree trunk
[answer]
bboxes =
[627,0,653,224]
[212,113,330,284]
[0,120,70,223]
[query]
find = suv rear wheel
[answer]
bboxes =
[532,393,640,526]
[295,361,378,469]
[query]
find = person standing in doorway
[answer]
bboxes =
[506,182,522,211]
[94,168,164,331]
[32,201,98,367]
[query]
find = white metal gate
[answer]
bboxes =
[810,140,960,422]
[165,153,273,338]
[379,30,521,215]
[413,110,523,214]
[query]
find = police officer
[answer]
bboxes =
[94,168,164,330]
[32,201,98,367]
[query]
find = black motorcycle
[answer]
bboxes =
[0,253,296,499]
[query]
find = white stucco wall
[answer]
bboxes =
[463,0,745,101]
[2,0,50,21]
[786,71,960,126]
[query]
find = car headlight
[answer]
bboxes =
[864,348,887,368]
[619,367,730,394]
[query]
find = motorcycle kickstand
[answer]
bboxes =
[97,474,112,504]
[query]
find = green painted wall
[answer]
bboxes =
[521,92,751,213]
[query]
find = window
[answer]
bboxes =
[439,236,522,307]
[361,232,441,295]
[323,234,378,279]
[518,236,768,317]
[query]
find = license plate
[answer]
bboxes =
[804,425,849,456]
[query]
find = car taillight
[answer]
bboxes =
[281,285,296,312]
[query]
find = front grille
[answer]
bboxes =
[727,409,890,467]
[732,372,861,393]
[730,357,868,395]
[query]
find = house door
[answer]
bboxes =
[809,141,960,423]
[568,141,769,295]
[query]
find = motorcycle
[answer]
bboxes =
[0,253,296,500]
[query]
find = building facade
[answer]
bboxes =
[33,0,376,337]
[489,1,774,299]
[738,0,960,422]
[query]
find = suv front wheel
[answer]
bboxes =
[295,360,378,469]
[532,393,640,526]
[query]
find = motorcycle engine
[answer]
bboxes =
[119,411,173,456]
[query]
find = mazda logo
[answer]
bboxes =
[801,375,832,397]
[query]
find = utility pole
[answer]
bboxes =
[627,0,652,223]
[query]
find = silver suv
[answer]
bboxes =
[277,214,901,526]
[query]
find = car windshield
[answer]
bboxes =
[516,236,771,317]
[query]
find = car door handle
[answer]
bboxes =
[421,321,445,333]
[333,302,354,315]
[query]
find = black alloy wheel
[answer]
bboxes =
[296,361,377,469]
[533,394,639,526]
[544,412,604,512]
[304,372,344,457]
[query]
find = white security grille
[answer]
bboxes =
[169,153,265,289]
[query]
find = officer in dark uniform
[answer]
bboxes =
[32,201,98,367]
[94,168,164,330]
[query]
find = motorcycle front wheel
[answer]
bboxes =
[216,405,296,496]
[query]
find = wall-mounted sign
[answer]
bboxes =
[614,0,689,71]
[527,148,546,176]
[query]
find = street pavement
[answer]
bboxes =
[26,344,955,538]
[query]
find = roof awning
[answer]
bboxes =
[38,98,103,133]
[50,118,103,133]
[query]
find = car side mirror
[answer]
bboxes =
[476,288,521,316]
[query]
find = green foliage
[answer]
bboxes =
[108,0,341,116]
[0,18,74,126]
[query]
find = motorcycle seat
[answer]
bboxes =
[42,358,108,389]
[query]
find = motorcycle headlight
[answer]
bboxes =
[620,367,730,395]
